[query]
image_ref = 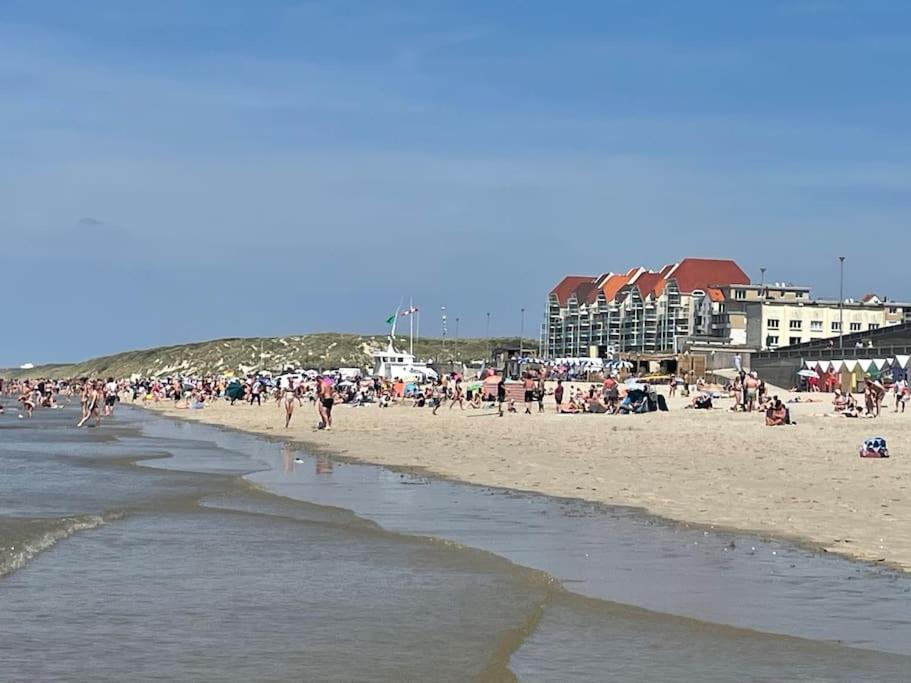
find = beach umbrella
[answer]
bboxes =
[797,369,819,378]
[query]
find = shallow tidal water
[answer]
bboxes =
[1,403,909,681]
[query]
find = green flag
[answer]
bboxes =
[385,314,396,325]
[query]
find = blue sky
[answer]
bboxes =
[2,0,910,365]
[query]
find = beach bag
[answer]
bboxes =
[859,437,889,458]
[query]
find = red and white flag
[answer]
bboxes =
[400,306,419,317]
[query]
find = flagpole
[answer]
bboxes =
[391,304,401,342]
[409,296,414,357]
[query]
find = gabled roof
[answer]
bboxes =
[572,281,597,305]
[861,293,881,304]
[600,272,633,301]
[550,275,595,305]
[631,272,662,299]
[707,287,725,302]
[668,258,749,293]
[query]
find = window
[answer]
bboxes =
[767,335,779,347]
[849,322,861,332]
[767,318,780,329]
[734,289,746,300]
[868,323,880,330]
[831,321,841,332]
[789,336,802,346]
[810,320,823,332]
[789,320,802,330]
[889,307,897,314]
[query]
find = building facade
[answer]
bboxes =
[745,296,907,350]
[547,262,909,356]
[545,258,750,356]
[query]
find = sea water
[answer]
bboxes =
[0,404,909,681]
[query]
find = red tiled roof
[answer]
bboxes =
[707,287,725,302]
[600,273,632,301]
[572,281,597,304]
[667,258,749,293]
[654,265,674,296]
[550,275,595,305]
[631,272,662,299]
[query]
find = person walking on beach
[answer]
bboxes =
[449,377,465,410]
[280,376,299,428]
[536,374,545,413]
[250,377,263,406]
[554,379,564,413]
[317,376,335,430]
[432,380,444,415]
[523,373,535,414]
[497,376,507,417]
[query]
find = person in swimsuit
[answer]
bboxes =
[449,378,464,410]
[317,376,335,430]
[554,379,564,413]
[496,376,507,417]
[103,377,118,416]
[77,381,101,427]
[18,387,35,418]
[522,373,535,414]
[280,376,299,428]
[744,372,760,412]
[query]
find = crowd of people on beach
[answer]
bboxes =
[2,359,908,432]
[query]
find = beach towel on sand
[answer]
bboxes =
[859,437,889,458]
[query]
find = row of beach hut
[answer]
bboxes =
[802,356,909,391]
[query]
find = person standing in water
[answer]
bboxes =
[103,377,118,416]
[77,381,102,427]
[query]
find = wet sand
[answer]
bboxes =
[145,388,911,570]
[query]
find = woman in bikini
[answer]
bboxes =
[78,381,101,427]
[449,378,465,410]
[281,377,299,428]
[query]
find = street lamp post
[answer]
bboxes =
[455,317,460,361]
[520,308,525,357]
[838,257,846,352]
[486,312,491,357]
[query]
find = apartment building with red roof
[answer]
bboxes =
[545,258,751,356]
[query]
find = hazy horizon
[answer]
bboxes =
[4,1,911,366]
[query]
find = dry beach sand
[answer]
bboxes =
[146,388,911,570]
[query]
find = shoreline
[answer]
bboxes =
[139,388,911,572]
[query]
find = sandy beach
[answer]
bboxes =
[145,388,911,571]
